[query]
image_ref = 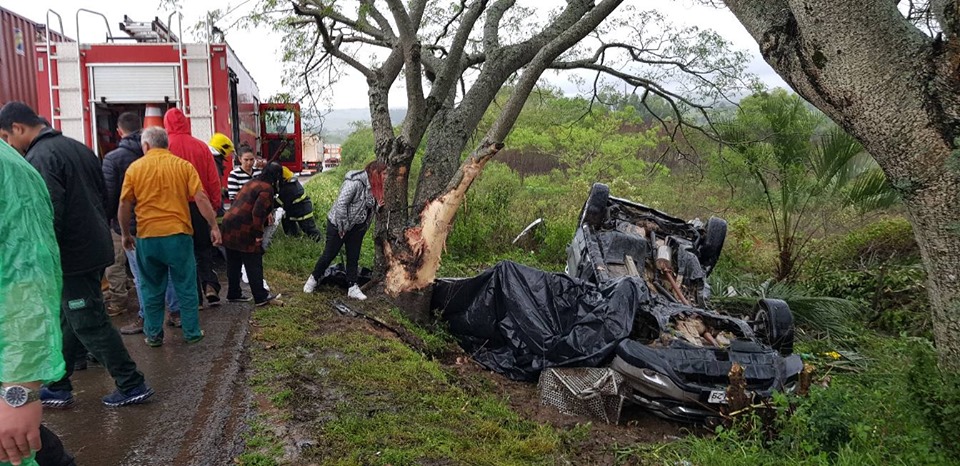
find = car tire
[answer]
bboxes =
[580,183,610,227]
[698,217,727,275]
[753,298,795,356]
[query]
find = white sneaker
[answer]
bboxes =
[263,279,271,292]
[347,284,367,300]
[241,265,249,284]
[303,275,317,293]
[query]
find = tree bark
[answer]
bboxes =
[724,0,960,370]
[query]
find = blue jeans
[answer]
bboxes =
[125,248,180,318]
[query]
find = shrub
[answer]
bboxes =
[803,217,929,336]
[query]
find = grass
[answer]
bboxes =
[240,169,958,465]
[240,265,573,465]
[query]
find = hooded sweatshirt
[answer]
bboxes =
[163,108,222,211]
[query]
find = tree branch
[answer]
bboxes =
[483,0,516,52]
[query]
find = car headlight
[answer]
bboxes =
[640,369,670,388]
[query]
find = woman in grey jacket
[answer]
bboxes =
[303,161,386,299]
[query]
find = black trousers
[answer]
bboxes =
[311,220,367,284]
[225,248,268,303]
[282,216,322,241]
[190,203,221,298]
[36,424,76,466]
[48,270,144,393]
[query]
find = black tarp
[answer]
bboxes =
[318,263,373,289]
[432,261,650,381]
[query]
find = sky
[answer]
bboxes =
[11,0,789,110]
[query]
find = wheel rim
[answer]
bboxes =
[753,307,769,341]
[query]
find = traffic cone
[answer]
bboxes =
[144,104,163,128]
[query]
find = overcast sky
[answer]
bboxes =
[13,0,788,109]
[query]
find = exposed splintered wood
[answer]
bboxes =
[724,362,750,414]
[383,142,505,305]
[798,363,816,397]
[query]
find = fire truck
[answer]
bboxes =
[34,10,302,175]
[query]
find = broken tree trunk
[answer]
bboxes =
[381,141,505,323]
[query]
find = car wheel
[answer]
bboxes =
[580,183,610,227]
[698,217,727,275]
[753,298,795,356]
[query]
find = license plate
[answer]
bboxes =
[707,390,727,404]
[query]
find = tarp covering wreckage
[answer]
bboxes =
[432,261,648,381]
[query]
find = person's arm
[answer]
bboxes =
[0,381,42,465]
[118,198,135,250]
[101,155,120,222]
[253,190,274,230]
[330,180,358,236]
[26,153,66,241]
[118,170,137,250]
[0,149,65,465]
[227,171,240,202]
[193,190,221,247]
[200,152,222,212]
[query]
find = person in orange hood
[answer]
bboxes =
[163,108,223,307]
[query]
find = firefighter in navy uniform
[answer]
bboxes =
[277,167,321,240]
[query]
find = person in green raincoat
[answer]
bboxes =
[0,139,74,466]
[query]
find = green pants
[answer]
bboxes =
[135,234,202,340]
[48,270,144,393]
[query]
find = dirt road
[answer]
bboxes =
[44,302,253,465]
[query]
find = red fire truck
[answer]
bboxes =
[34,10,302,174]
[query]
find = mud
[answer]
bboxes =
[43,300,253,465]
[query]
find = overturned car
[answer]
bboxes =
[433,183,802,424]
[568,183,802,422]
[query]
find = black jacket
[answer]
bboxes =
[277,179,315,220]
[26,128,114,276]
[102,131,143,234]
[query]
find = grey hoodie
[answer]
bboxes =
[327,170,376,233]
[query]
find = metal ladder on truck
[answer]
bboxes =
[44,9,115,146]
[169,13,215,143]
[43,10,85,144]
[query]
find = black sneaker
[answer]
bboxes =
[40,387,75,409]
[227,295,253,303]
[102,383,154,407]
[167,314,182,328]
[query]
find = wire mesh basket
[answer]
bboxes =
[538,367,625,424]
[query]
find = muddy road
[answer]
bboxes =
[44,302,253,465]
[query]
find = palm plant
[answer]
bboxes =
[715,90,899,281]
[708,273,861,338]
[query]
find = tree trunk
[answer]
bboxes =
[381,141,504,323]
[724,0,960,370]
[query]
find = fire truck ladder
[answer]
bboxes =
[168,12,215,143]
[181,43,215,143]
[44,10,85,144]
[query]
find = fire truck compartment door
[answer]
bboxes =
[91,66,180,103]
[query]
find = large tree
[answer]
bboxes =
[264,0,749,320]
[720,0,960,369]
